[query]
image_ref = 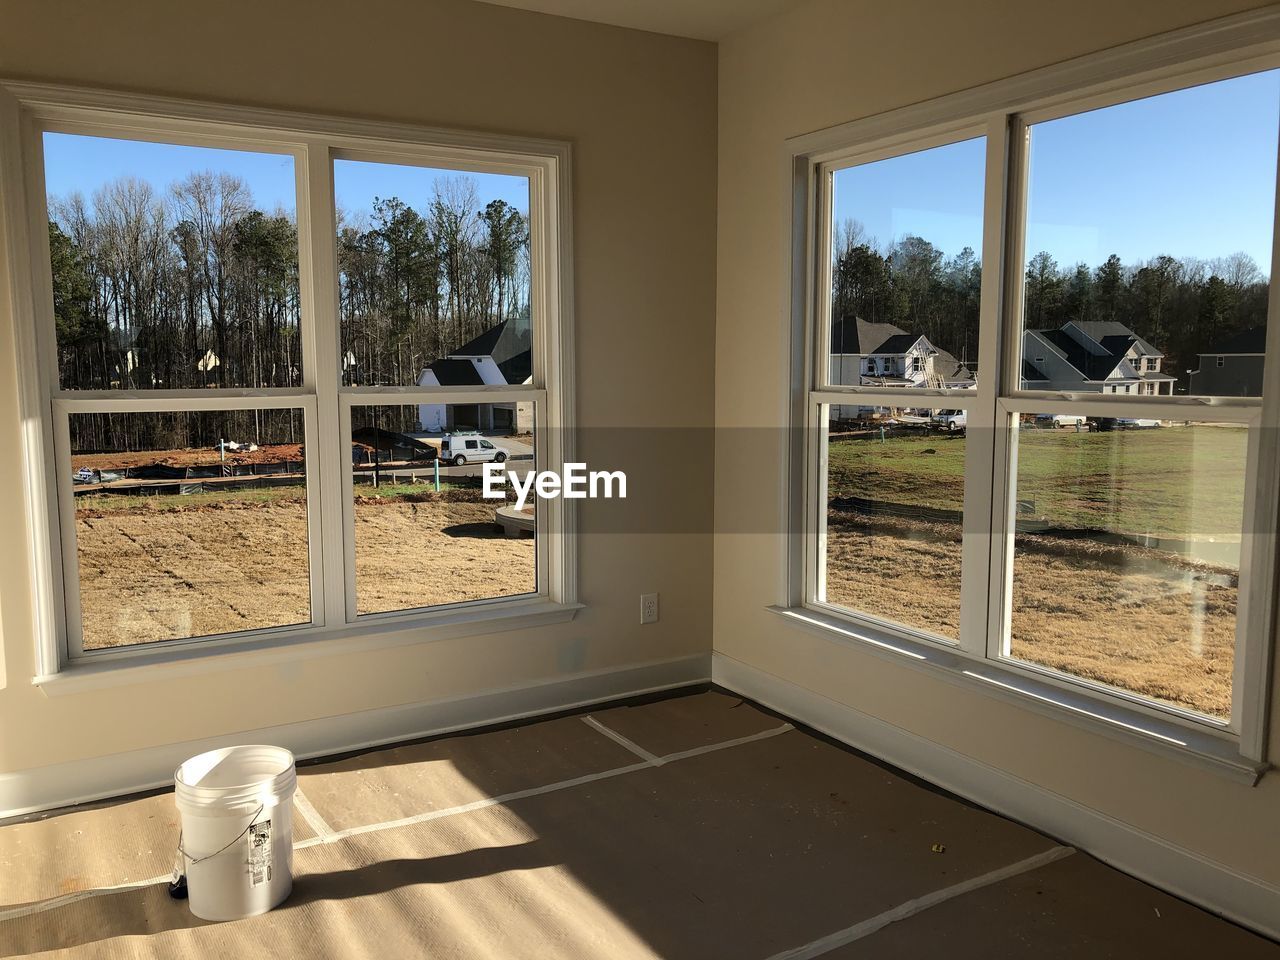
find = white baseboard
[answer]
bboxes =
[712,652,1280,942]
[0,653,711,819]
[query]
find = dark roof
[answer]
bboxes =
[831,317,907,355]
[449,318,533,365]
[933,346,973,383]
[498,348,532,385]
[1097,334,1137,358]
[868,333,928,356]
[1204,326,1267,355]
[1036,328,1123,381]
[1071,321,1161,357]
[451,322,506,357]
[428,358,485,386]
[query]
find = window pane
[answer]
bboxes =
[69,409,310,649]
[1019,71,1279,397]
[44,133,302,390]
[334,159,532,387]
[351,403,536,616]
[1007,417,1244,719]
[829,138,984,392]
[820,404,966,641]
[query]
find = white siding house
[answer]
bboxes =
[417,320,534,433]
[829,317,976,419]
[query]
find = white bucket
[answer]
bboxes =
[174,745,297,922]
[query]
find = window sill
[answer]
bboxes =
[767,605,1269,786]
[33,598,583,696]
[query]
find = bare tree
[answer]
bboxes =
[172,171,252,386]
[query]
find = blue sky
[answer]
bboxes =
[332,159,528,221]
[833,136,987,260]
[833,67,1279,270]
[42,133,529,221]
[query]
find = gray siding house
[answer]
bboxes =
[1021,320,1176,395]
[1188,327,1266,397]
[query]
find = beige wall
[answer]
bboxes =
[715,0,1280,886]
[0,0,717,775]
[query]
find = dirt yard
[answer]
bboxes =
[72,442,306,472]
[824,513,1236,719]
[75,493,534,648]
[352,496,535,615]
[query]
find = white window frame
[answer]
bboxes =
[778,9,1280,782]
[0,82,579,683]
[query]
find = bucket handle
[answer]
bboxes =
[175,802,266,868]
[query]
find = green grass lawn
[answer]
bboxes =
[827,423,1248,540]
[75,478,482,513]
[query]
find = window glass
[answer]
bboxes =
[333,159,532,387]
[44,133,301,390]
[1006,416,1244,720]
[351,403,536,616]
[1019,70,1279,397]
[820,404,966,641]
[69,409,310,648]
[829,137,985,392]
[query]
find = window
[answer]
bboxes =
[1007,69,1276,723]
[333,158,532,388]
[69,408,312,651]
[3,87,574,671]
[792,50,1280,768]
[817,136,986,643]
[349,405,536,617]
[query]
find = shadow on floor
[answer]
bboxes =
[1,842,551,957]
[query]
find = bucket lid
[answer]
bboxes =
[175,745,297,813]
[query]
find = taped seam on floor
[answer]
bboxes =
[580,715,663,764]
[763,845,1078,960]
[0,721,794,924]
[293,721,795,848]
[292,787,336,840]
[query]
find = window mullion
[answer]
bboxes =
[987,114,1030,661]
[804,398,826,607]
[49,409,84,659]
[959,114,1013,657]
[342,386,545,405]
[297,140,347,629]
[815,165,834,388]
[2,93,66,674]
[1235,124,1280,759]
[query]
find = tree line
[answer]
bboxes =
[832,219,1270,385]
[50,171,529,453]
[831,222,982,370]
[1022,249,1267,381]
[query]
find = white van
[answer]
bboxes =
[440,433,509,466]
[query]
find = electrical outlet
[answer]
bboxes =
[640,593,659,625]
